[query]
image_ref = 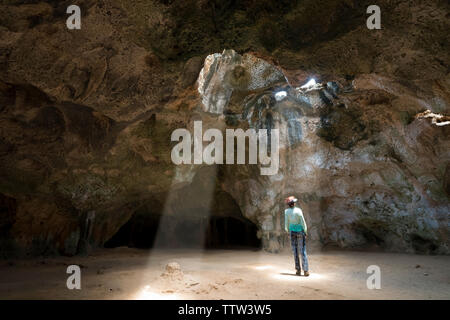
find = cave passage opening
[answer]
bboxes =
[104,213,261,250]
[104,193,261,250]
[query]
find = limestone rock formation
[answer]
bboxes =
[194,50,450,254]
[198,49,287,114]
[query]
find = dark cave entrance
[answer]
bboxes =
[0,193,17,257]
[104,212,161,249]
[104,194,261,250]
[411,234,439,254]
[105,166,261,250]
[204,216,261,249]
[104,213,261,250]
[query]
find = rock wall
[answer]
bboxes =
[193,49,449,254]
[0,0,448,256]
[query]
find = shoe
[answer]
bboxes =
[296,270,301,276]
[304,271,310,277]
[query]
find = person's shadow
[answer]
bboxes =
[280,272,301,277]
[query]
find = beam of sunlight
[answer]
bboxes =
[141,122,225,297]
[151,166,216,250]
[149,120,227,257]
[135,285,179,300]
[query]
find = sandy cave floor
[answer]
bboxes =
[0,247,449,300]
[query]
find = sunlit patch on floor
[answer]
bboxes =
[272,270,326,281]
[135,285,179,300]
[252,265,274,271]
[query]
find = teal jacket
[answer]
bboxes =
[284,207,307,234]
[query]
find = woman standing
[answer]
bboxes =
[284,196,309,276]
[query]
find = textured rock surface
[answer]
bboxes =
[0,0,448,256]
[194,50,449,254]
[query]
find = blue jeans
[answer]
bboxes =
[290,231,309,272]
